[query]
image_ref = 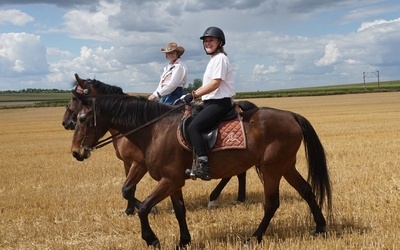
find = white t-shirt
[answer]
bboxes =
[202,53,235,100]
[153,58,187,97]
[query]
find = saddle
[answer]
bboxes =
[178,103,246,152]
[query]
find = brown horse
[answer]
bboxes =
[70,92,332,248]
[62,74,248,214]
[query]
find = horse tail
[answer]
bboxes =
[292,113,332,212]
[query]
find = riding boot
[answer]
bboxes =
[194,159,211,181]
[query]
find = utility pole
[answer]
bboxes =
[377,70,380,88]
[362,70,380,89]
[363,72,366,90]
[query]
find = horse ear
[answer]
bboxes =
[75,73,81,81]
[75,73,85,88]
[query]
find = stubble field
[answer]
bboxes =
[0,92,399,249]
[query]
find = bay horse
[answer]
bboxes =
[62,74,248,214]
[70,92,332,248]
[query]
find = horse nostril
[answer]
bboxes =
[62,121,75,130]
[72,151,83,161]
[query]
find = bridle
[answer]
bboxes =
[78,96,186,151]
[65,79,94,126]
[64,102,77,126]
[64,103,75,114]
[71,78,186,151]
[80,97,97,152]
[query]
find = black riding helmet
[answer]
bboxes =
[200,26,226,46]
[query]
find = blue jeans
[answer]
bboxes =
[160,87,183,105]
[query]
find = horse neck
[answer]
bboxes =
[108,128,120,135]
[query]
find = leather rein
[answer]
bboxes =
[86,101,186,150]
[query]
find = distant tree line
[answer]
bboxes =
[183,78,202,93]
[0,88,70,94]
[0,80,204,95]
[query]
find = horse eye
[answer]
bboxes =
[78,113,87,123]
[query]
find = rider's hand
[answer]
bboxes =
[182,93,193,103]
[148,94,158,101]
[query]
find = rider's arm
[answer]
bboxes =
[193,78,221,98]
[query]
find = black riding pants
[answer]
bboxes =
[187,98,233,157]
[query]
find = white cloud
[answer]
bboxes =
[358,17,400,32]
[253,64,278,75]
[0,9,34,26]
[315,41,341,67]
[1,1,400,91]
[46,48,74,58]
[13,60,25,72]
[0,33,48,76]
[63,1,120,41]
[45,44,160,91]
[358,19,388,32]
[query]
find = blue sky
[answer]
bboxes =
[0,0,399,93]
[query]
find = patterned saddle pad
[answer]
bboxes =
[177,116,247,152]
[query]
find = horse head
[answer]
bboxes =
[62,73,125,130]
[70,91,111,161]
[61,74,93,130]
[62,95,80,130]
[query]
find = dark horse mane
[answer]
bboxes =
[91,94,180,128]
[72,78,125,95]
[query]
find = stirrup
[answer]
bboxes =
[185,157,198,180]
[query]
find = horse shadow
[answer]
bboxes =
[146,190,370,244]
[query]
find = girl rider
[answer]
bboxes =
[183,27,235,181]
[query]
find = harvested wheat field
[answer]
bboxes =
[0,92,399,249]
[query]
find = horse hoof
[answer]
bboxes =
[150,206,158,215]
[175,241,190,250]
[233,200,245,205]
[124,208,135,216]
[243,235,260,246]
[312,226,327,237]
[150,239,161,249]
[207,200,219,210]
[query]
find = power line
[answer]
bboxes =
[363,70,380,89]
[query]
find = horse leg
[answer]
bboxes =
[122,161,138,215]
[121,161,147,215]
[236,171,246,202]
[208,177,231,209]
[252,173,281,243]
[208,171,247,209]
[283,167,327,234]
[170,189,191,248]
[138,178,187,248]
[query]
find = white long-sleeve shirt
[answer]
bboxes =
[153,59,187,97]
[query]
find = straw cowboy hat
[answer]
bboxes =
[160,42,185,56]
